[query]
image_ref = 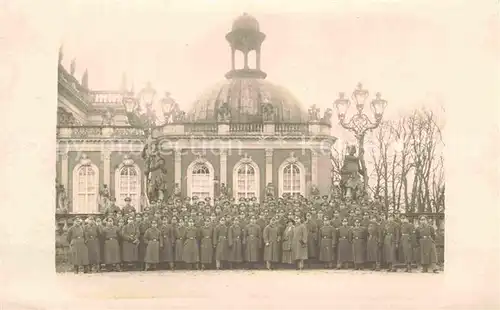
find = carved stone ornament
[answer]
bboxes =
[79,153,92,166]
[285,151,298,164]
[321,108,333,125]
[122,154,135,166]
[216,100,231,122]
[308,104,320,122]
[240,153,252,164]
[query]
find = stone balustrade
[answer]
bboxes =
[57,121,332,139]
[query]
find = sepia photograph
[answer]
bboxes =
[1,1,499,309]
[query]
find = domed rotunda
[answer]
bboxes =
[56,13,336,215]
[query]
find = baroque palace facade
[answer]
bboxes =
[56,14,336,214]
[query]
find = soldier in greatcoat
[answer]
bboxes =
[263,217,281,270]
[304,212,318,267]
[243,216,262,269]
[122,197,136,216]
[144,219,162,271]
[415,216,439,273]
[228,217,244,268]
[213,217,230,270]
[101,218,121,271]
[136,213,150,270]
[351,219,367,270]
[199,218,214,270]
[281,219,295,266]
[383,214,400,272]
[318,218,336,268]
[121,216,140,270]
[84,216,101,272]
[66,217,89,274]
[399,214,414,272]
[366,219,382,270]
[336,218,352,269]
[160,216,175,270]
[435,225,444,269]
[183,218,199,269]
[291,216,308,270]
[174,218,186,268]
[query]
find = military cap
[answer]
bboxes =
[192,196,199,200]
[198,200,205,205]
[205,197,211,201]
[110,197,117,202]
[251,197,257,201]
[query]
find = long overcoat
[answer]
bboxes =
[101,225,121,264]
[281,225,294,264]
[305,220,318,259]
[138,221,150,262]
[417,225,438,265]
[228,224,243,263]
[366,223,381,263]
[182,226,199,263]
[244,223,262,262]
[67,225,89,266]
[291,223,308,261]
[121,223,140,262]
[399,222,414,264]
[318,224,335,262]
[351,226,367,264]
[144,227,162,264]
[85,224,101,265]
[174,226,186,262]
[383,222,400,264]
[160,223,175,263]
[337,226,352,263]
[199,226,214,264]
[263,224,280,262]
[213,224,230,261]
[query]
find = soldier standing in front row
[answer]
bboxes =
[85,216,101,272]
[318,218,335,269]
[337,218,352,269]
[228,217,244,269]
[292,216,308,270]
[244,216,262,269]
[67,217,89,274]
[399,215,414,272]
[144,219,162,271]
[183,218,199,270]
[263,217,280,270]
[416,216,439,273]
[214,217,230,270]
[102,218,121,271]
[351,219,366,270]
[366,220,382,270]
[199,218,214,270]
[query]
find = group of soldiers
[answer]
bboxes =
[57,193,444,274]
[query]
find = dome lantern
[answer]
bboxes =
[225,13,267,79]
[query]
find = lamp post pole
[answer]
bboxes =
[333,83,388,198]
[122,82,160,209]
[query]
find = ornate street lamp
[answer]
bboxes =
[333,83,387,199]
[122,82,177,208]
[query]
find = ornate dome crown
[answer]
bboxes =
[186,14,308,123]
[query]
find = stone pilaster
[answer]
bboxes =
[265,148,273,185]
[220,149,228,185]
[311,150,318,188]
[175,150,182,186]
[102,150,111,187]
[61,151,69,189]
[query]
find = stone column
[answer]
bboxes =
[102,150,111,188]
[265,148,273,186]
[60,151,69,189]
[311,150,318,188]
[175,150,182,186]
[220,149,228,186]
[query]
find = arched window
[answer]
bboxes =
[72,154,99,214]
[187,158,214,200]
[278,152,306,198]
[115,162,141,210]
[236,163,256,199]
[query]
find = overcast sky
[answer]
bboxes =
[56,1,496,144]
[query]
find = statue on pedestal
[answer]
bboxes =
[340,145,364,201]
[308,105,320,122]
[265,182,275,198]
[219,183,231,199]
[98,184,110,212]
[56,184,69,214]
[262,102,275,122]
[217,101,231,122]
[173,183,181,198]
[310,184,320,198]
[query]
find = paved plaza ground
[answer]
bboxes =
[2,269,497,309]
